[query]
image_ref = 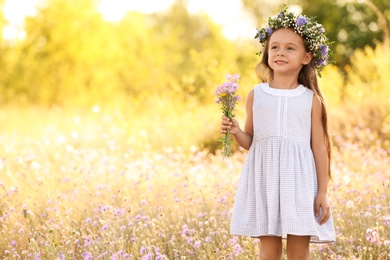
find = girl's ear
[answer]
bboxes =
[303,52,313,65]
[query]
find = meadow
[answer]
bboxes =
[0,0,389,258]
[0,101,389,260]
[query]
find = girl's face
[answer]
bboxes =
[267,28,312,76]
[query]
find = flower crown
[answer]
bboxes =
[255,5,333,75]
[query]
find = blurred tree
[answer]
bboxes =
[0,0,155,105]
[0,0,113,104]
[151,0,240,103]
[241,0,390,70]
[0,0,248,106]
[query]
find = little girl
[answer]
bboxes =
[220,6,336,260]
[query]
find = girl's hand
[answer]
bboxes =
[315,193,331,225]
[220,115,239,135]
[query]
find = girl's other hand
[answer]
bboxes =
[315,193,331,225]
[220,115,239,135]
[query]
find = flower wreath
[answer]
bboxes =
[255,5,333,75]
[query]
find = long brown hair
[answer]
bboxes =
[255,31,332,178]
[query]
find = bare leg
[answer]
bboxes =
[259,236,283,260]
[286,235,310,260]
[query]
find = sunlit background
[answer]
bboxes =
[0,0,389,258]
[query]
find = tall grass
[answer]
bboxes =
[0,101,389,259]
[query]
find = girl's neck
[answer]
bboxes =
[269,76,299,90]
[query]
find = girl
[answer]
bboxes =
[220,6,336,260]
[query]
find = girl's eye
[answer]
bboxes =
[287,47,295,51]
[271,46,278,49]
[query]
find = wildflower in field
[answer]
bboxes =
[346,200,354,208]
[193,240,201,249]
[140,246,147,255]
[233,243,243,256]
[141,253,153,260]
[366,228,379,243]
[101,224,109,231]
[215,74,240,157]
[83,252,93,260]
[55,253,66,260]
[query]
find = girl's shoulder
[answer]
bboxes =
[252,82,268,93]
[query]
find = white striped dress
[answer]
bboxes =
[230,83,336,243]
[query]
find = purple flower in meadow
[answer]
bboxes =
[187,237,194,244]
[229,236,238,245]
[205,236,212,243]
[225,74,233,80]
[366,228,379,243]
[55,253,66,260]
[265,26,273,36]
[83,252,93,260]
[296,16,308,26]
[193,240,201,249]
[84,237,92,247]
[140,246,147,255]
[101,224,109,231]
[233,243,243,256]
[11,240,16,246]
[34,253,42,260]
[141,253,153,260]
[383,215,390,226]
[110,253,120,260]
[155,255,168,260]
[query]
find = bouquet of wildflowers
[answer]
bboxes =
[215,74,240,158]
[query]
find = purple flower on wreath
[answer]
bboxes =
[265,26,273,36]
[316,59,327,66]
[296,15,308,26]
[257,30,265,41]
[320,44,329,55]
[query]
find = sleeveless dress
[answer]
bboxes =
[230,83,336,243]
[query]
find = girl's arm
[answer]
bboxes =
[221,89,254,150]
[311,94,331,225]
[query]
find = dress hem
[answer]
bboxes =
[230,220,335,244]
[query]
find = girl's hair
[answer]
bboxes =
[255,30,332,178]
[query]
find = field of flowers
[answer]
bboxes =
[0,106,389,260]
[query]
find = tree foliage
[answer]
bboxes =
[0,0,248,105]
[0,0,389,107]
